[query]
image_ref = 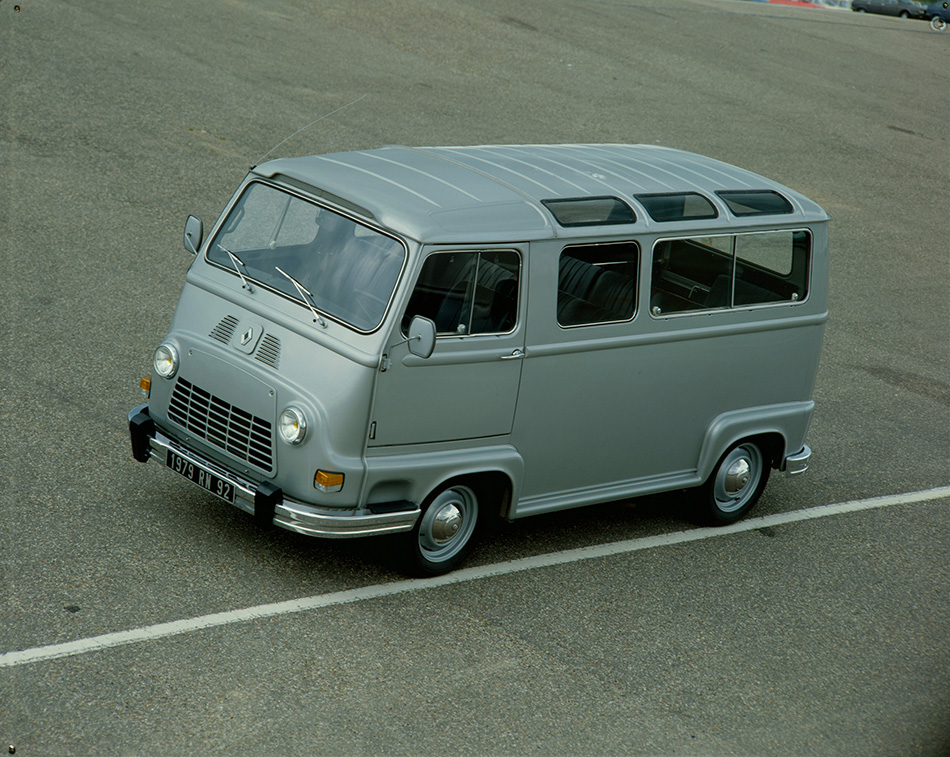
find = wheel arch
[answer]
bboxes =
[697,403,813,483]
[433,470,514,520]
[363,444,523,514]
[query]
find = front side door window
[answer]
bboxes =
[402,250,520,336]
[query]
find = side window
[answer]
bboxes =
[650,230,810,315]
[557,242,639,327]
[403,250,520,336]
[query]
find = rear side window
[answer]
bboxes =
[403,250,520,336]
[650,230,810,315]
[557,242,639,327]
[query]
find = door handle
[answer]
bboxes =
[500,349,525,360]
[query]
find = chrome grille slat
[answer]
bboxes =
[168,378,274,472]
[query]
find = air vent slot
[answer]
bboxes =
[209,315,239,344]
[255,334,281,369]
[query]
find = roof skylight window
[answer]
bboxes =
[541,196,637,227]
[717,190,794,217]
[635,192,718,222]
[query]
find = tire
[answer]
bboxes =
[899,10,909,18]
[932,16,947,31]
[405,482,480,575]
[698,440,770,525]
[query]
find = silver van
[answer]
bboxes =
[129,144,828,574]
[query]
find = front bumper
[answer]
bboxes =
[128,405,420,538]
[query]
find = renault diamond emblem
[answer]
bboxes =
[234,322,263,354]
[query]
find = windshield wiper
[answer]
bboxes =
[218,244,253,292]
[276,267,328,328]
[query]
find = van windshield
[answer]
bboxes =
[207,181,406,332]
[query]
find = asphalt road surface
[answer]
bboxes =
[1,0,948,754]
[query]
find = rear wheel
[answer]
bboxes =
[406,483,480,576]
[698,440,770,525]
[932,16,947,30]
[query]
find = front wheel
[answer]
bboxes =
[932,16,947,31]
[697,441,770,525]
[405,483,480,576]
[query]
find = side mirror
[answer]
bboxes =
[184,215,203,255]
[407,315,436,359]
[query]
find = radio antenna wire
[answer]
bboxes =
[252,93,368,168]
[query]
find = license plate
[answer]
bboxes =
[166,449,235,503]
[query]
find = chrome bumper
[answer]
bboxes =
[128,405,420,539]
[782,445,811,476]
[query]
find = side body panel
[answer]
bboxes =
[509,227,827,518]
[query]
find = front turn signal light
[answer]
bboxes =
[139,376,152,397]
[314,470,344,493]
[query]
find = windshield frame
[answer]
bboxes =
[204,179,409,335]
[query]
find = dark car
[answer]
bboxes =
[925,0,950,28]
[852,0,927,17]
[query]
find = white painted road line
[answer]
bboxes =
[3,486,948,669]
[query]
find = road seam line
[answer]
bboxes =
[3,485,948,669]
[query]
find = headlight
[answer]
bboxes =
[153,343,179,379]
[278,406,307,445]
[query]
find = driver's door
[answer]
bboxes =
[369,246,526,447]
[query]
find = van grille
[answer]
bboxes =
[168,378,274,472]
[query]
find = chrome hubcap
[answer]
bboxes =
[713,444,763,513]
[724,458,752,496]
[431,503,462,544]
[417,486,479,564]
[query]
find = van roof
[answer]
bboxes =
[252,144,829,243]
